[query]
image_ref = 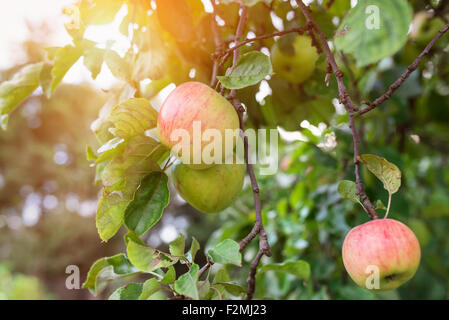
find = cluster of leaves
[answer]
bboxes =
[1,0,449,299]
[83,233,247,299]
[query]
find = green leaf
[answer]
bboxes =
[208,239,242,266]
[101,136,166,199]
[0,63,43,116]
[95,162,107,185]
[138,278,162,300]
[102,159,160,199]
[212,269,231,284]
[214,282,247,296]
[375,199,387,211]
[187,237,200,263]
[109,283,143,300]
[218,51,273,89]
[174,264,200,299]
[198,280,211,299]
[84,47,105,79]
[169,234,185,257]
[123,231,147,247]
[50,45,83,94]
[334,0,412,67]
[358,154,402,194]
[108,98,158,138]
[96,189,129,242]
[82,254,135,296]
[104,49,132,82]
[259,260,311,280]
[96,137,126,164]
[124,171,170,236]
[126,239,177,273]
[337,180,361,204]
[86,145,98,161]
[124,230,146,246]
[324,0,351,17]
[39,63,53,98]
[161,265,176,285]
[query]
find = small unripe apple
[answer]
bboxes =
[157,82,240,169]
[172,162,244,213]
[342,218,421,291]
[271,35,319,84]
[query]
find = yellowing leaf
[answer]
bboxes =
[82,254,135,296]
[50,45,83,94]
[127,239,177,272]
[358,154,402,194]
[338,180,362,205]
[108,98,158,138]
[96,189,129,242]
[0,63,43,115]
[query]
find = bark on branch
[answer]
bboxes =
[358,21,449,115]
[296,0,379,220]
[203,3,271,300]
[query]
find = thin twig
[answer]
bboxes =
[229,4,272,300]
[326,0,336,10]
[359,22,449,116]
[296,0,378,220]
[245,250,263,300]
[216,25,310,63]
[231,4,248,72]
[198,260,214,279]
[210,1,224,88]
[198,4,271,292]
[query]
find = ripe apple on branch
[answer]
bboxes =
[157,81,245,214]
[338,154,421,291]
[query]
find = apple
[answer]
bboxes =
[157,82,240,169]
[342,218,421,291]
[172,162,244,213]
[271,35,319,84]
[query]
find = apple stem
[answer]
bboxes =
[385,193,392,219]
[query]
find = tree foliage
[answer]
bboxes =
[1,0,449,300]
